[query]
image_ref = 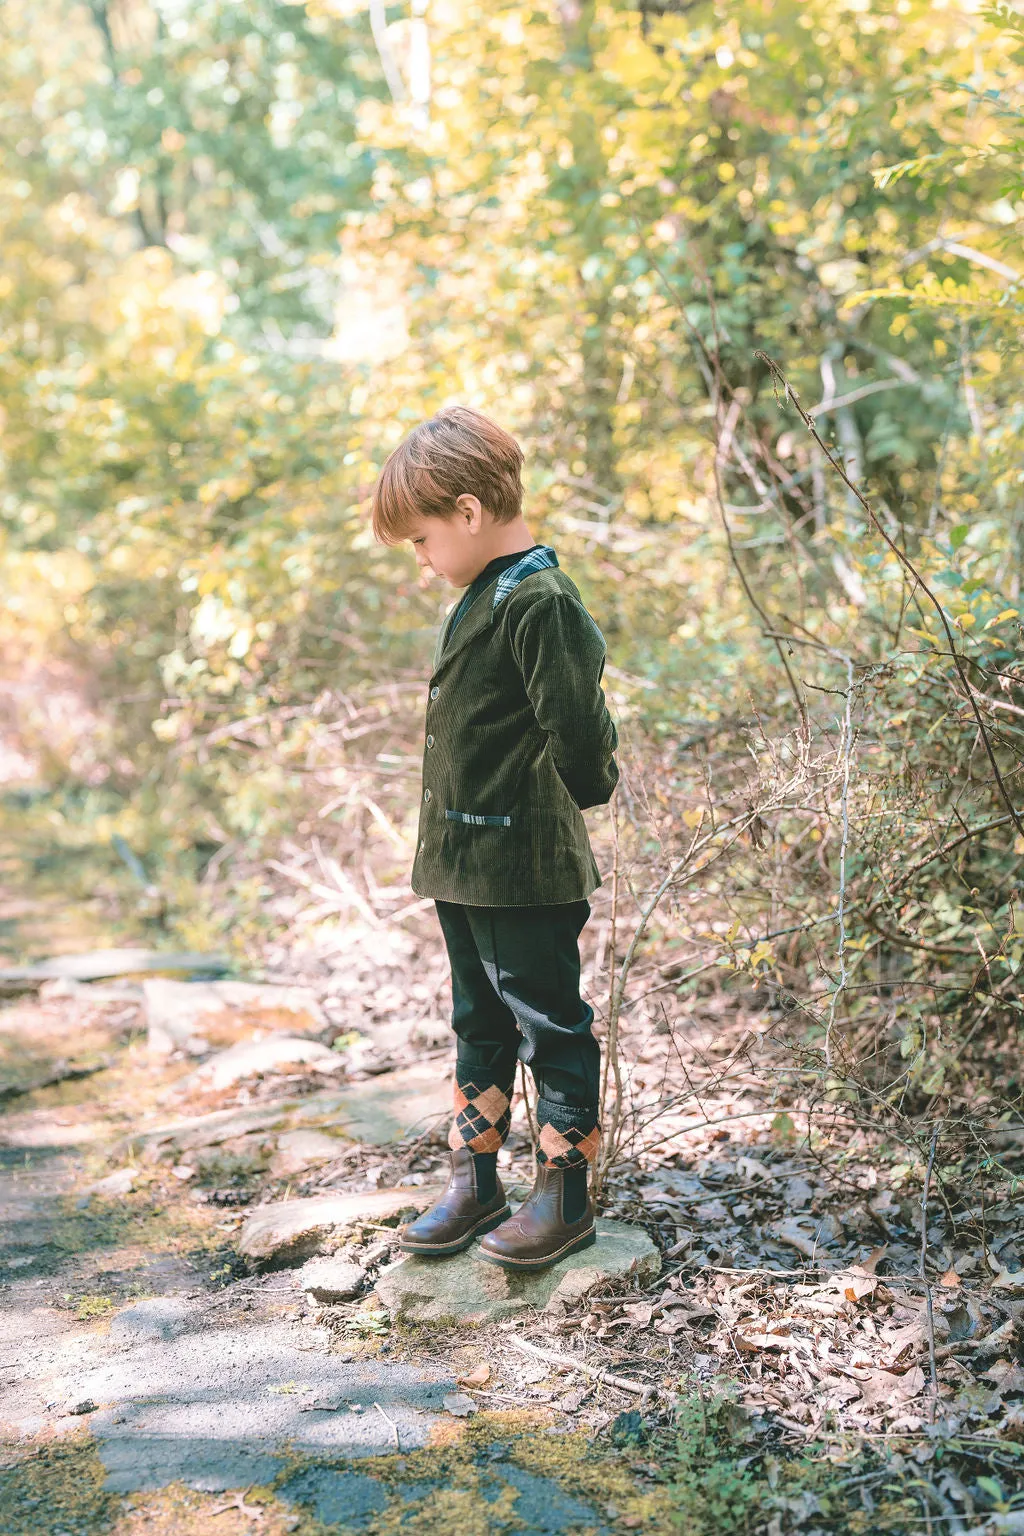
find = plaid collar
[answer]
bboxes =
[491,545,558,611]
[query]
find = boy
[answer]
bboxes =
[370,406,619,1270]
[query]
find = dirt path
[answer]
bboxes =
[0,977,663,1536]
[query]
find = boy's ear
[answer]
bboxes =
[455,493,484,531]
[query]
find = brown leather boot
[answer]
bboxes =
[399,1147,510,1256]
[478,1163,595,1270]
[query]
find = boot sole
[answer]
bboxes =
[398,1204,512,1257]
[477,1226,597,1271]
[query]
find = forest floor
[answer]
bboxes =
[1,812,1023,1534]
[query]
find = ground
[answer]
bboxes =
[1,846,1023,1534]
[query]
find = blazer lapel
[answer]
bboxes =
[429,547,559,679]
[430,581,500,678]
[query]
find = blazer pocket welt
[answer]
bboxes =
[444,808,513,827]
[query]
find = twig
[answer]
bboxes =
[596,800,623,1199]
[373,1399,401,1451]
[465,1386,536,1404]
[920,1126,940,1423]
[824,651,855,1071]
[209,1487,263,1519]
[519,1061,539,1182]
[506,1335,649,1397]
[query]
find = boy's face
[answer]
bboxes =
[405,505,484,589]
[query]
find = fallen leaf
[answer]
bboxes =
[771,1218,826,1259]
[882,1320,926,1366]
[855,1364,926,1410]
[734,1155,773,1182]
[622,1302,654,1327]
[457,1363,492,1389]
[783,1176,814,1209]
[982,1359,1024,1393]
[858,1245,888,1275]
[443,1392,478,1418]
[898,1365,927,1400]
[738,1331,793,1351]
[834,1268,878,1304]
[973,1319,1017,1358]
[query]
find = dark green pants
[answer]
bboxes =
[434,899,600,1167]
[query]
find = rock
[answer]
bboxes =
[38,977,80,1000]
[109,1297,195,1344]
[144,978,325,1059]
[297,1257,366,1303]
[181,1036,344,1092]
[374,1220,661,1326]
[0,950,230,988]
[193,1132,272,1179]
[238,1186,442,1268]
[292,1064,452,1145]
[269,1129,345,1178]
[127,1103,296,1162]
[80,1320,453,1491]
[46,977,143,1000]
[277,1461,609,1534]
[89,1167,136,1196]
[129,1063,450,1166]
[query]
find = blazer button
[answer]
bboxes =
[423,788,432,803]
[429,685,439,699]
[426,734,434,748]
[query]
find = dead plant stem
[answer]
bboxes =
[920,1126,940,1423]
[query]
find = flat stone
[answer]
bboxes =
[276,1462,610,1534]
[238,1186,443,1267]
[269,1129,345,1178]
[278,1468,390,1527]
[181,1036,344,1092]
[109,1297,195,1344]
[375,1220,661,1325]
[75,1320,453,1492]
[127,1103,296,1162]
[0,950,230,986]
[88,1167,136,1196]
[38,978,143,1002]
[144,978,324,1058]
[297,1257,366,1303]
[294,1063,452,1144]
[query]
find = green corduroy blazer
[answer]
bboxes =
[410,547,619,907]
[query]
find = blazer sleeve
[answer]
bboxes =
[512,592,620,810]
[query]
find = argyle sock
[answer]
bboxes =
[536,1099,599,1226]
[448,1075,513,1204]
[535,1097,601,1171]
[449,1073,513,1154]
